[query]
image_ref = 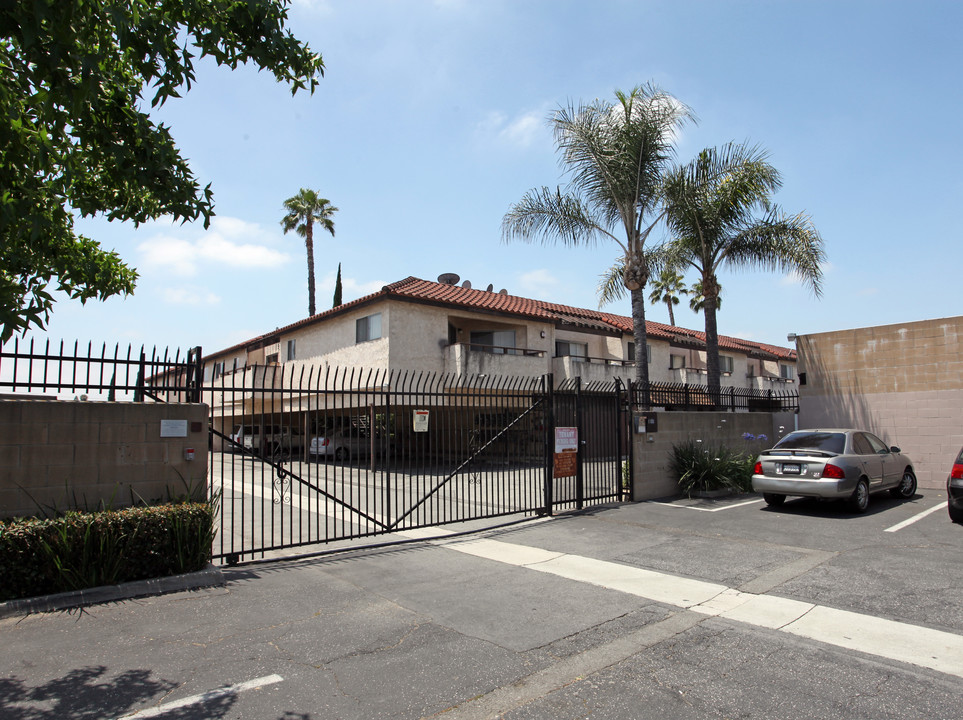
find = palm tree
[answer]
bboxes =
[662,142,825,396]
[688,280,721,314]
[281,189,338,317]
[648,267,688,326]
[502,83,693,386]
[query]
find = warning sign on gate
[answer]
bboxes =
[413,409,429,432]
[554,426,578,478]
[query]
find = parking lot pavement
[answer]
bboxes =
[1,490,960,719]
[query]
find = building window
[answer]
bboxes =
[286,339,296,361]
[470,329,516,354]
[780,364,795,380]
[627,343,651,363]
[266,353,279,365]
[356,313,382,343]
[670,354,685,369]
[213,361,224,379]
[556,341,588,362]
[720,355,733,374]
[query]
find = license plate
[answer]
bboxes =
[782,463,802,475]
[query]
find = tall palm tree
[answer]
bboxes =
[688,280,721,314]
[281,189,338,317]
[648,267,688,326]
[502,83,693,386]
[662,142,825,396]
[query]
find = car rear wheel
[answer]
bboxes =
[849,479,870,513]
[950,503,963,524]
[889,469,917,499]
[763,493,786,506]
[334,447,349,461]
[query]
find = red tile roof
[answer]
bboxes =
[209,276,795,361]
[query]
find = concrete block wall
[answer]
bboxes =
[0,401,209,520]
[797,317,963,489]
[631,411,795,500]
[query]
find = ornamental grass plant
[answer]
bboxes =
[669,440,756,496]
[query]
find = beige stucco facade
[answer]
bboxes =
[796,316,963,489]
[204,295,796,392]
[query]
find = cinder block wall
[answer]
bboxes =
[631,411,795,500]
[797,317,963,489]
[0,401,209,519]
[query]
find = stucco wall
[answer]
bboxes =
[0,401,209,520]
[631,411,794,500]
[796,317,963,488]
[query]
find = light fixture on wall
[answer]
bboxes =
[540,331,546,338]
[787,333,797,343]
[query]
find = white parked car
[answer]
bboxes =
[229,424,302,455]
[309,428,377,461]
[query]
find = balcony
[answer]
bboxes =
[552,355,634,385]
[444,342,547,377]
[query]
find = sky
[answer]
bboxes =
[32,0,963,358]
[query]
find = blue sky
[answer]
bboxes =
[43,0,962,356]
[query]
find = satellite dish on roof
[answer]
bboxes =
[498,288,508,295]
[462,280,472,289]
[437,273,460,285]
[486,284,494,292]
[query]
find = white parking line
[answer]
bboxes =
[653,497,764,512]
[884,502,947,533]
[117,674,283,718]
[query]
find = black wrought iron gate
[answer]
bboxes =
[205,367,629,564]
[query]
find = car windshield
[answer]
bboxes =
[773,431,845,454]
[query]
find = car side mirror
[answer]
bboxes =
[890,446,901,453]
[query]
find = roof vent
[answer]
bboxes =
[437,273,460,285]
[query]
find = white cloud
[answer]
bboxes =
[137,216,291,278]
[477,109,547,149]
[516,268,559,298]
[162,287,221,305]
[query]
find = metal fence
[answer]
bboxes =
[631,380,798,413]
[1,339,795,562]
[0,338,202,402]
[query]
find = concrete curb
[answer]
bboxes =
[0,565,226,619]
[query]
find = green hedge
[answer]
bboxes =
[0,503,215,602]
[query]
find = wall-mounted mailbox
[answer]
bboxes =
[635,413,658,434]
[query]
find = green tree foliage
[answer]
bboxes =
[332,262,343,308]
[281,189,337,317]
[0,0,325,341]
[662,143,825,394]
[502,83,693,386]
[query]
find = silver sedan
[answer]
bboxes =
[752,429,917,513]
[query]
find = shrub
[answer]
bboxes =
[669,440,755,496]
[0,502,216,602]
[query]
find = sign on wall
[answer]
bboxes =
[554,426,578,478]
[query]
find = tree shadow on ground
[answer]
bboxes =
[0,667,310,719]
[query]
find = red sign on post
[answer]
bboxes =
[554,427,578,478]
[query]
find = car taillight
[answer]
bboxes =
[822,463,845,479]
[951,464,963,480]
[753,461,763,474]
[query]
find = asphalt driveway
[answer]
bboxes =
[2,489,960,719]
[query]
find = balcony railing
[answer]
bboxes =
[459,343,545,358]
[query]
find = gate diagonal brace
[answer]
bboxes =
[210,427,391,532]
[390,398,544,529]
